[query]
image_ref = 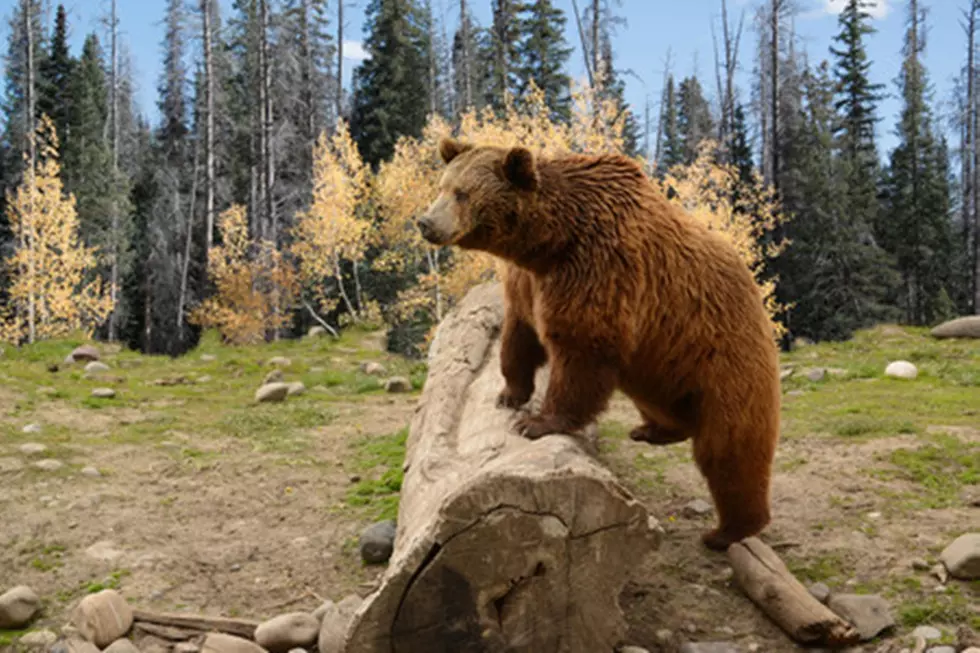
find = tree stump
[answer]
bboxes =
[344,282,660,653]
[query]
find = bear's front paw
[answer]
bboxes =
[514,414,567,440]
[496,388,530,410]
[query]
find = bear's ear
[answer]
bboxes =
[439,138,473,164]
[503,146,538,192]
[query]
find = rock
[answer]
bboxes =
[85,540,125,563]
[255,382,290,403]
[962,649,980,653]
[793,336,813,349]
[359,361,387,376]
[828,594,894,641]
[91,388,116,399]
[255,612,320,652]
[70,345,100,362]
[931,315,980,339]
[780,366,794,380]
[85,361,110,373]
[682,499,713,518]
[312,600,334,622]
[912,626,942,641]
[20,629,57,647]
[201,633,267,653]
[939,533,980,579]
[925,648,955,653]
[286,381,306,396]
[619,647,650,653]
[264,369,284,384]
[19,442,47,454]
[0,585,41,628]
[81,466,101,478]
[70,589,134,648]
[884,360,918,380]
[103,639,141,653]
[267,356,292,367]
[33,459,63,471]
[317,595,363,653]
[200,354,217,362]
[911,558,930,571]
[931,563,949,583]
[197,375,212,383]
[174,643,201,653]
[308,326,327,338]
[360,519,396,564]
[678,644,739,653]
[808,582,831,604]
[958,626,980,649]
[51,637,101,653]
[22,423,42,434]
[383,376,412,394]
[805,367,826,382]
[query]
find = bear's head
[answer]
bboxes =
[416,138,539,251]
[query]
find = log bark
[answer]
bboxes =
[345,282,660,653]
[728,537,860,648]
[131,610,260,640]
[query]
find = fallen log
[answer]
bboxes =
[728,537,860,648]
[345,282,660,653]
[130,609,260,640]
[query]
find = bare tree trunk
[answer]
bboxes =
[202,0,216,259]
[259,0,275,245]
[460,0,472,109]
[654,48,672,166]
[25,0,36,343]
[107,0,120,342]
[427,0,437,116]
[569,0,594,89]
[177,141,201,332]
[770,0,780,194]
[336,0,344,118]
[972,2,980,314]
[591,0,601,92]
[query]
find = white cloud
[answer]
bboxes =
[343,40,370,62]
[823,0,890,20]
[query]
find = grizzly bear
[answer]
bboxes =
[416,138,782,551]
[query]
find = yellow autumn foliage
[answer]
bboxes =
[189,204,298,345]
[0,115,114,344]
[659,139,789,338]
[291,119,375,322]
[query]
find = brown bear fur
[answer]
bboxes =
[417,138,782,551]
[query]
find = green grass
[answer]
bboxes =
[344,427,408,521]
[779,325,980,440]
[897,583,980,630]
[786,551,852,584]
[872,432,980,509]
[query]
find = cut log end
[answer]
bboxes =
[343,283,661,653]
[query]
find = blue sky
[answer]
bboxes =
[0,0,970,157]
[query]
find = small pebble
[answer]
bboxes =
[22,423,42,434]
[911,558,930,571]
[91,388,116,399]
[808,582,831,603]
[20,629,57,647]
[81,466,101,478]
[19,443,47,455]
[912,626,942,641]
[33,459,64,471]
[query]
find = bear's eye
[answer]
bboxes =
[454,189,469,202]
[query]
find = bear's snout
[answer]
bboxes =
[416,215,440,244]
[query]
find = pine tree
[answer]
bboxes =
[677,75,714,164]
[831,0,884,234]
[350,0,430,168]
[63,34,114,253]
[487,0,526,111]
[37,4,73,145]
[880,0,956,325]
[1,0,46,190]
[598,34,640,157]
[516,0,572,122]
[658,74,683,172]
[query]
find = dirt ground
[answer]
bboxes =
[0,328,977,652]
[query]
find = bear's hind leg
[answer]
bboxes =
[628,402,693,445]
[692,405,776,551]
[497,315,547,410]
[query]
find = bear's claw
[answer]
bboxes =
[514,414,565,440]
